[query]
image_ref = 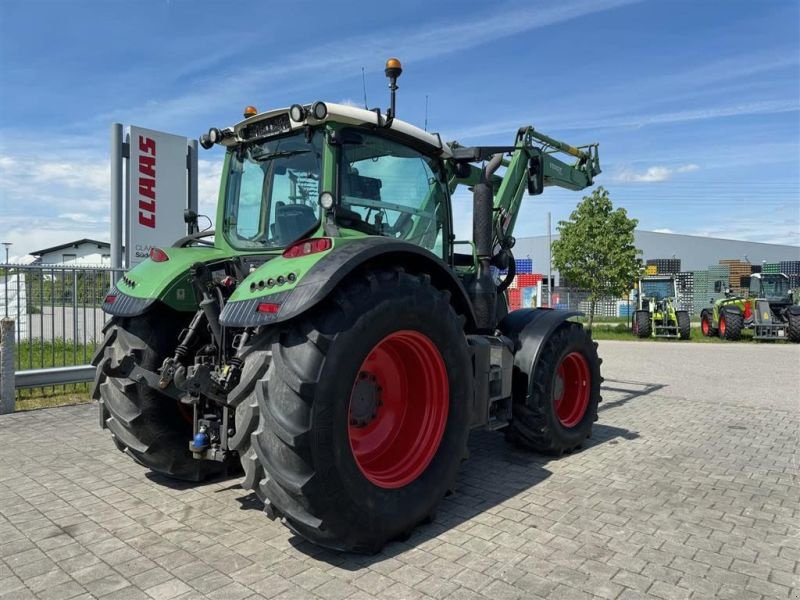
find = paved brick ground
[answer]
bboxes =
[1,341,798,599]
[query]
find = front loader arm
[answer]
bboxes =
[448,127,600,245]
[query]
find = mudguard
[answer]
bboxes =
[219,237,477,329]
[787,305,800,316]
[498,308,582,381]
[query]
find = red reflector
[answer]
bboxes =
[104,294,117,304]
[256,302,281,314]
[149,247,169,262]
[282,237,332,258]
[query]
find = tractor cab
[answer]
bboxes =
[638,276,676,308]
[205,95,454,264]
[748,273,792,304]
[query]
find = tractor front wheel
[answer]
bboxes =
[787,310,800,343]
[243,269,471,552]
[677,311,691,340]
[719,310,743,341]
[506,323,601,454]
[634,310,651,338]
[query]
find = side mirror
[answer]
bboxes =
[527,152,544,195]
[183,209,198,234]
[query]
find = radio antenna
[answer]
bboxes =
[424,94,429,131]
[361,67,368,109]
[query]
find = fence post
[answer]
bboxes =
[1,318,15,414]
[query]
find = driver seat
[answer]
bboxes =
[273,203,317,244]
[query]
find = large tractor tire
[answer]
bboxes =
[243,269,471,552]
[787,310,800,343]
[506,323,601,454]
[92,309,228,481]
[700,310,716,337]
[718,309,743,341]
[633,310,652,338]
[677,311,691,340]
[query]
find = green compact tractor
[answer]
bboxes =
[93,59,603,552]
[700,273,800,341]
[632,276,690,339]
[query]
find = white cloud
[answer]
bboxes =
[614,163,699,183]
[653,228,675,234]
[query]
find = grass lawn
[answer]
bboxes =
[586,322,756,343]
[14,339,99,411]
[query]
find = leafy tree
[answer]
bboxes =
[552,187,640,331]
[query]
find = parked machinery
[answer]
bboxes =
[632,275,690,339]
[93,59,603,552]
[700,273,800,342]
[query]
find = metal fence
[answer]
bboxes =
[1,263,121,403]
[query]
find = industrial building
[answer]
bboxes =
[514,229,800,281]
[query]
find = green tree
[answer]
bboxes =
[552,187,640,331]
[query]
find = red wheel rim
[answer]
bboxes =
[554,352,591,428]
[701,318,709,335]
[719,316,726,337]
[348,330,449,489]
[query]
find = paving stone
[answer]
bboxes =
[2,343,798,599]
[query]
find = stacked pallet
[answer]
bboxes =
[675,271,694,313]
[779,261,800,289]
[762,262,780,274]
[515,258,533,274]
[578,299,618,318]
[646,258,681,274]
[783,260,800,290]
[719,260,751,296]
[691,270,710,315]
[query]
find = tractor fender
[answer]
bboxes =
[720,304,743,316]
[220,237,477,330]
[787,305,800,317]
[497,308,583,382]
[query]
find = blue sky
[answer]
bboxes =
[1,0,798,258]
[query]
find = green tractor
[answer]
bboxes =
[700,273,800,342]
[632,275,690,339]
[93,59,603,552]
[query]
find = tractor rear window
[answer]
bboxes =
[223,131,322,249]
[338,132,447,257]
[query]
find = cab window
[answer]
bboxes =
[338,132,448,257]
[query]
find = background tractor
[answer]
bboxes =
[700,273,800,341]
[632,275,690,339]
[93,59,603,552]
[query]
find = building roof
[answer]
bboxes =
[30,238,110,256]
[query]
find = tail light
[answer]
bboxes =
[256,302,281,314]
[744,301,751,319]
[104,294,117,304]
[149,247,169,262]
[282,237,332,259]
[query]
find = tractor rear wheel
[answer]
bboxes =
[719,310,743,341]
[634,310,651,338]
[787,311,800,343]
[244,269,471,552]
[677,311,691,340]
[506,323,601,454]
[92,310,228,481]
